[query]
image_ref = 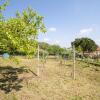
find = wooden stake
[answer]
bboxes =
[37,44,40,76]
[73,45,76,80]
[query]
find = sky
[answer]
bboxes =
[2,0,100,48]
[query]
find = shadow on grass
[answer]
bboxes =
[0,66,29,93]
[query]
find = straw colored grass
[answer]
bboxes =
[0,57,100,100]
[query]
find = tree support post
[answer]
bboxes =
[37,44,40,76]
[73,45,76,80]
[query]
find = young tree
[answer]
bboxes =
[0,7,46,55]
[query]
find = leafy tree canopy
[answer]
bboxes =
[71,37,97,54]
[0,7,46,55]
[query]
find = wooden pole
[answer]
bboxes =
[37,44,40,76]
[73,45,76,80]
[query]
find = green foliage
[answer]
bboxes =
[39,42,73,58]
[39,49,48,64]
[39,42,49,50]
[0,0,9,20]
[39,49,48,59]
[47,45,61,55]
[72,37,97,54]
[0,7,46,55]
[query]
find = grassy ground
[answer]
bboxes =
[0,57,100,100]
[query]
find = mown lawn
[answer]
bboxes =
[0,57,100,100]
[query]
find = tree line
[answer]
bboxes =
[39,42,73,59]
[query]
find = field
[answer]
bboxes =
[0,56,100,100]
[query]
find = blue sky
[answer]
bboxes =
[2,0,100,47]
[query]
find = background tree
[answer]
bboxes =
[39,42,50,51]
[71,37,97,56]
[39,42,70,57]
[47,45,61,55]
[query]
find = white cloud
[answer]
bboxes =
[78,28,93,37]
[48,27,57,32]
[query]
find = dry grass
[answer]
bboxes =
[0,57,100,100]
